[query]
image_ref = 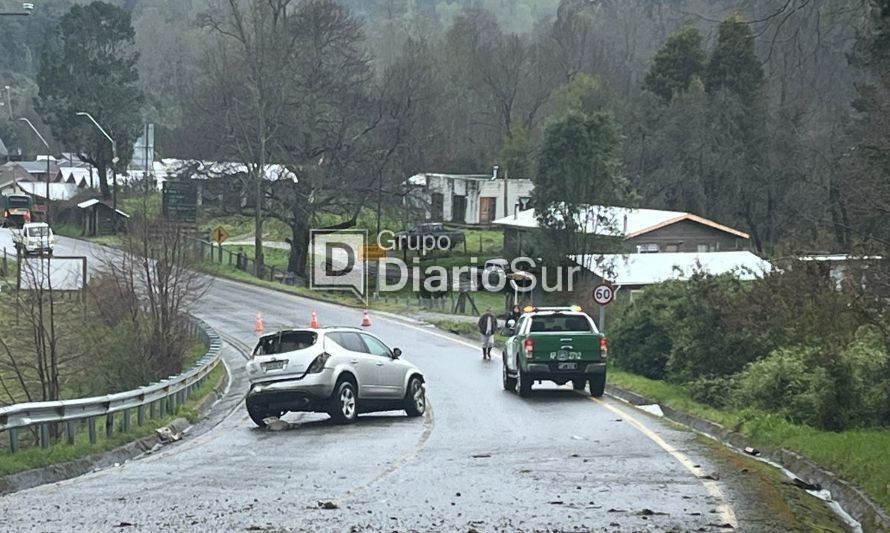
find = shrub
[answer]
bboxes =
[686,376,737,409]
[733,331,890,431]
[610,283,684,379]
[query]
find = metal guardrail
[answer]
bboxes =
[0,317,222,453]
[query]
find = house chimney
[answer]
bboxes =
[492,165,499,181]
[623,213,628,235]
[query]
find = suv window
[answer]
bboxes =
[254,331,317,356]
[530,314,593,333]
[360,334,391,357]
[328,332,368,353]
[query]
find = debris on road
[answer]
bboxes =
[112,522,134,528]
[743,446,760,456]
[788,477,822,492]
[317,500,340,510]
[263,417,290,431]
[155,426,181,443]
[700,472,720,481]
[470,453,491,458]
[638,404,664,417]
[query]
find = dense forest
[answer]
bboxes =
[0,0,886,265]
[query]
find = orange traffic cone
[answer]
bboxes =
[361,309,372,327]
[309,311,319,329]
[255,312,264,333]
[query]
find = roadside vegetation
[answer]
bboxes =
[0,213,212,465]
[608,263,890,510]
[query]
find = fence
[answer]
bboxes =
[198,240,300,286]
[0,317,221,454]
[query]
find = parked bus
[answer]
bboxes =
[1,193,33,228]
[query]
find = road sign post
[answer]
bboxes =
[592,284,614,332]
[210,226,230,263]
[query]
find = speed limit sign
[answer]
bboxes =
[593,284,614,306]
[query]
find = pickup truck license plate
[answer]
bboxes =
[558,362,577,370]
[263,361,286,371]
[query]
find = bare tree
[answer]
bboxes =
[0,257,82,436]
[97,215,209,377]
[198,0,300,277]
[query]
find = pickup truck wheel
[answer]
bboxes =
[572,379,587,391]
[589,373,607,398]
[502,358,517,391]
[404,376,426,417]
[328,379,359,424]
[516,368,532,397]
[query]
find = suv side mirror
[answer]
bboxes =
[392,348,402,359]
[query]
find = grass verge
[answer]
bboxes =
[0,363,224,477]
[607,369,890,513]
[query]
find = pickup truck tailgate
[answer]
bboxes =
[530,333,604,362]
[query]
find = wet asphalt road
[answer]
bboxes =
[0,233,821,531]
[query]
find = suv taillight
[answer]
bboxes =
[600,337,608,358]
[307,352,331,373]
[524,338,534,359]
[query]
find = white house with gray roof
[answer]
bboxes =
[405,172,535,225]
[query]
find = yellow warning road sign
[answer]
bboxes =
[211,226,230,244]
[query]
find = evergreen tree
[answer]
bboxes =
[643,25,706,102]
[532,112,631,260]
[705,15,764,105]
[35,1,143,200]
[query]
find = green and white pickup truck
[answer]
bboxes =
[501,307,607,397]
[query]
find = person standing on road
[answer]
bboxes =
[477,308,498,360]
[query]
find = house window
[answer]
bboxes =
[665,243,680,253]
[637,243,660,254]
[697,244,710,253]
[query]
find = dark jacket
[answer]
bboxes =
[477,313,497,335]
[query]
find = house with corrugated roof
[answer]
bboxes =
[493,205,750,257]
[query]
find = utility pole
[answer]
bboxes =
[503,166,509,219]
[4,86,11,120]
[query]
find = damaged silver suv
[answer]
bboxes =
[245,327,426,426]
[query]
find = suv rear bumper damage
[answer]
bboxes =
[247,370,336,412]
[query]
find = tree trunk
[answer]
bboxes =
[97,160,111,199]
[289,216,311,279]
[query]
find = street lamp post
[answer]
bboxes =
[18,118,51,225]
[76,112,118,229]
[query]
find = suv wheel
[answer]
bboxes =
[572,379,587,392]
[516,366,532,397]
[502,357,517,391]
[246,400,280,428]
[589,373,606,398]
[404,376,426,417]
[329,379,358,424]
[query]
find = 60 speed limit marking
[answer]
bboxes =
[593,284,614,306]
